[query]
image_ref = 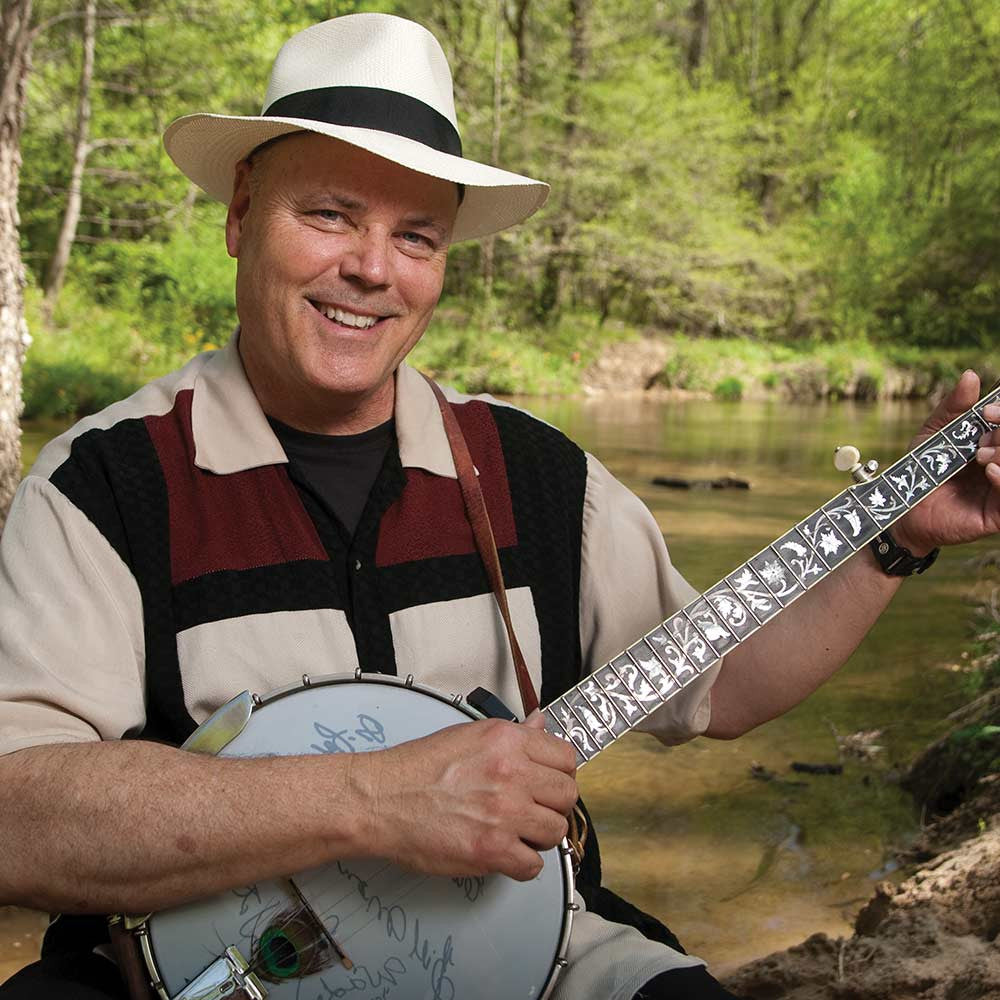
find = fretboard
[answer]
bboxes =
[543,384,1000,767]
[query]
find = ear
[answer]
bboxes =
[225,160,254,258]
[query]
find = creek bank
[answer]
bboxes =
[722,673,1000,1000]
[722,777,1000,1000]
[582,336,992,402]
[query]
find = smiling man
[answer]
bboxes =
[229,135,458,435]
[2,12,1000,1000]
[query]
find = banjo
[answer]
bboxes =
[118,382,1000,1000]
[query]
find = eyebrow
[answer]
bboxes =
[301,189,451,238]
[305,190,367,212]
[401,216,449,239]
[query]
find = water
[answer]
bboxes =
[10,397,982,979]
[520,393,981,973]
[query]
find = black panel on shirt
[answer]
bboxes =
[172,561,345,633]
[49,419,196,744]
[488,404,588,706]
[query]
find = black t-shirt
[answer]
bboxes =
[267,415,396,538]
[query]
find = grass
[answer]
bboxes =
[652,334,992,401]
[18,282,993,422]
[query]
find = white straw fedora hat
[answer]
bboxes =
[163,13,548,242]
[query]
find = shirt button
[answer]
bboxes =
[354,559,362,571]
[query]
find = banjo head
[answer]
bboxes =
[144,673,574,1000]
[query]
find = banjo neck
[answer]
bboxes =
[541,384,1000,767]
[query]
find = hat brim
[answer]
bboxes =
[163,113,549,242]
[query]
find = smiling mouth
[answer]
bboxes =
[309,299,385,330]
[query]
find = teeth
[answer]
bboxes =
[319,303,378,329]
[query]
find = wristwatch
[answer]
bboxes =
[869,529,940,576]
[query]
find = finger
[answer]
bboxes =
[526,765,579,813]
[496,840,546,882]
[516,804,570,851]
[523,727,578,774]
[919,370,981,437]
[522,709,546,729]
[987,462,1000,487]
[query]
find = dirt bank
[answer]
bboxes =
[723,775,1000,1000]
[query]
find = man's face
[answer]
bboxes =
[226,132,459,433]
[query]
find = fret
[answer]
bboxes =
[774,527,830,585]
[798,509,853,567]
[668,608,719,660]
[643,625,699,683]
[881,455,936,506]
[943,412,991,460]
[726,565,780,623]
[578,674,632,738]
[561,686,616,749]
[624,643,681,699]
[541,705,589,766]
[686,598,739,654]
[547,697,599,761]
[706,582,760,638]
[913,436,965,484]
[822,491,880,547]
[851,476,908,525]
[598,659,660,713]
[665,612,717,671]
[748,546,806,606]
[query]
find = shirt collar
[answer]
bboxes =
[190,333,458,479]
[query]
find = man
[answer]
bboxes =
[0,13,998,1000]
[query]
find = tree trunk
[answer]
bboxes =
[503,0,531,97]
[43,0,96,315]
[481,0,504,308]
[539,0,590,321]
[0,0,34,529]
[686,0,709,83]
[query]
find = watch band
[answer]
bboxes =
[870,529,940,576]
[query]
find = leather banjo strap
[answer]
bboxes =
[425,377,589,870]
[424,376,539,717]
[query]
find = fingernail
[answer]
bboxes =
[978,446,996,463]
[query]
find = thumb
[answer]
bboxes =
[522,709,547,730]
[912,370,981,445]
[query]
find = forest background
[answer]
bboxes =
[7,0,1000,432]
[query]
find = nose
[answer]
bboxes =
[339,227,390,288]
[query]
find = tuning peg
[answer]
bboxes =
[834,445,879,483]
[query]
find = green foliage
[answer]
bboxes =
[652,334,979,400]
[410,308,608,395]
[15,0,1000,399]
[713,376,743,401]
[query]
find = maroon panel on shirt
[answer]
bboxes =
[376,400,517,567]
[145,390,328,586]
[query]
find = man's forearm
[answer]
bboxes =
[0,740,372,914]
[0,716,579,915]
[704,547,903,738]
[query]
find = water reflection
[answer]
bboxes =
[520,394,979,973]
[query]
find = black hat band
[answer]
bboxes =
[264,86,463,158]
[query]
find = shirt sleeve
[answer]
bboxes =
[578,454,720,745]
[0,475,147,756]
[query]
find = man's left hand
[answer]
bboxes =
[893,370,1000,556]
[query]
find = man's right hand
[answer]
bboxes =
[357,715,579,882]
